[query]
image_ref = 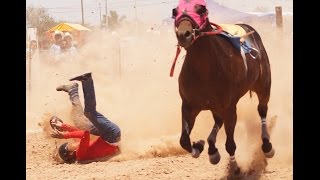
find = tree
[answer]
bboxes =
[26,5,59,36]
[104,10,126,30]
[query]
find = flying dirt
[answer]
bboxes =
[26,13,292,180]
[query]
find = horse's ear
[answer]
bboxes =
[195,5,207,16]
[172,8,178,19]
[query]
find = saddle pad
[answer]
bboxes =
[219,24,247,37]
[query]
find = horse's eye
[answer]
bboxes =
[172,8,178,19]
[194,5,207,16]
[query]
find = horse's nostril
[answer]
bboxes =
[184,31,191,38]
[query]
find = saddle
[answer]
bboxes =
[217,24,259,60]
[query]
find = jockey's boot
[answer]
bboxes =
[56,83,78,93]
[69,72,92,82]
[56,83,79,103]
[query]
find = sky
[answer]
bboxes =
[26,0,178,25]
[26,0,293,26]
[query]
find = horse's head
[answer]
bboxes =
[173,0,209,48]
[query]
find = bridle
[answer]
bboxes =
[177,20,223,46]
[170,15,223,77]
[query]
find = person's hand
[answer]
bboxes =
[50,129,64,139]
[50,116,64,131]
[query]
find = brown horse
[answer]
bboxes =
[171,0,274,173]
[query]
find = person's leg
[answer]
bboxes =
[56,83,98,134]
[94,111,121,143]
[70,72,121,143]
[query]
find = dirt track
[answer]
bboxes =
[26,17,293,180]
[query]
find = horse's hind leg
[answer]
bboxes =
[256,90,275,158]
[254,78,275,158]
[207,111,223,164]
[179,101,202,157]
[223,106,240,174]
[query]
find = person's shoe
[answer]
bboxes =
[69,72,92,81]
[56,83,78,92]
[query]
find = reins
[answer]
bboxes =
[191,22,223,44]
[170,22,223,77]
[169,45,181,77]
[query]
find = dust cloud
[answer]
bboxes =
[27,16,292,168]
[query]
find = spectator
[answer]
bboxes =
[63,32,78,56]
[49,31,64,61]
[26,40,38,60]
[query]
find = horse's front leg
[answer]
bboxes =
[207,112,223,164]
[223,106,241,175]
[179,101,201,157]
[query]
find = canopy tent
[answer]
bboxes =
[47,22,92,33]
[46,23,92,47]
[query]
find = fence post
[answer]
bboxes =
[275,6,283,29]
[27,50,32,112]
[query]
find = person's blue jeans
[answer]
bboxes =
[81,77,121,143]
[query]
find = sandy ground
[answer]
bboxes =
[26,13,293,180]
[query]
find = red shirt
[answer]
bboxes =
[61,124,119,161]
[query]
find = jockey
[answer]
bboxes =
[50,72,121,163]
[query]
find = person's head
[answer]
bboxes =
[58,143,76,163]
[60,40,68,51]
[64,32,73,45]
[53,31,63,44]
[29,40,37,51]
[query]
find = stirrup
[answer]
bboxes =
[50,116,64,131]
[249,47,259,59]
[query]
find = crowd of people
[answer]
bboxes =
[26,30,79,64]
[49,31,78,63]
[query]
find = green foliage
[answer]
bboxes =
[26,5,59,35]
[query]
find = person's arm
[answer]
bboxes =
[62,130,88,139]
[51,129,87,139]
[50,118,80,132]
[60,123,81,132]
[75,130,90,159]
[51,130,90,160]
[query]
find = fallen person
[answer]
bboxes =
[50,72,121,163]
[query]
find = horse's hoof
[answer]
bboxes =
[209,150,221,164]
[229,160,241,175]
[264,148,275,158]
[262,139,274,158]
[192,148,200,158]
[191,140,205,158]
[231,167,241,176]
